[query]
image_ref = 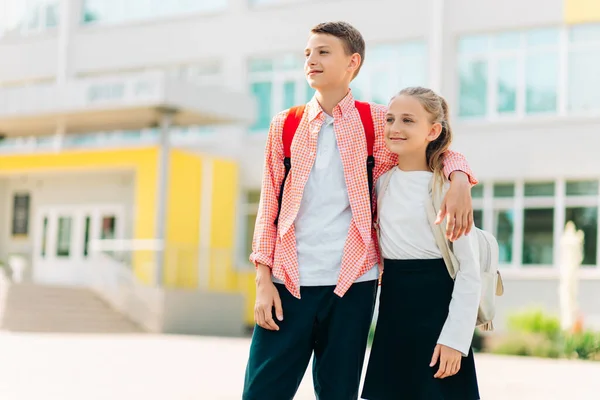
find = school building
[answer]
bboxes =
[1,0,600,333]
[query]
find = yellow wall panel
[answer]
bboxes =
[164,149,203,288]
[0,147,159,283]
[565,0,600,23]
[209,158,239,292]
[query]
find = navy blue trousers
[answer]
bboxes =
[243,280,378,400]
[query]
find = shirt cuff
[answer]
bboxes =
[448,169,478,186]
[249,252,273,269]
[437,338,470,358]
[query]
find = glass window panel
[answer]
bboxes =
[494,209,514,263]
[569,23,600,44]
[473,209,483,229]
[283,81,296,110]
[26,3,41,31]
[497,58,518,114]
[249,59,273,73]
[472,185,483,198]
[565,207,598,266]
[526,52,558,114]
[458,36,488,54]
[458,60,488,117]
[568,50,600,112]
[524,182,555,197]
[279,54,303,71]
[56,216,72,257]
[526,28,559,47]
[370,44,400,62]
[522,208,554,265]
[493,32,521,50]
[398,45,427,90]
[83,216,91,258]
[45,2,59,28]
[372,69,397,105]
[101,216,116,240]
[250,82,272,131]
[493,183,515,198]
[350,71,368,101]
[398,41,426,59]
[82,0,111,24]
[81,0,226,25]
[566,180,599,196]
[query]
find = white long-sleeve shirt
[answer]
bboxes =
[377,167,481,356]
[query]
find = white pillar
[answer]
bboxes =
[428,0,445,93]
[155,109,175,286]
[57,0,79,85]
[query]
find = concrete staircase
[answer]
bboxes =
[0,283,145,333]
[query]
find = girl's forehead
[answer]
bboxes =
[389,95,426,114]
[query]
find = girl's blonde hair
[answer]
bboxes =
[394,87,453,181]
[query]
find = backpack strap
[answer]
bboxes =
[354,101,375,215]
[273,101,375,226]
[274,105,305,226]
[425,175,459,279]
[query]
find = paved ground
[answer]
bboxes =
[0,332,598,399]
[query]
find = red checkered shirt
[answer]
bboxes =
[250,91,477,298]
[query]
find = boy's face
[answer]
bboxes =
[304,33,360,92]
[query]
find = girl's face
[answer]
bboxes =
[384,94,442,157]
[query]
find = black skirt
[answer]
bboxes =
[361,258,480,400]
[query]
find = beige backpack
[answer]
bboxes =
[377,170,504,331]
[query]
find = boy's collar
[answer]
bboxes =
[307,89,355,122]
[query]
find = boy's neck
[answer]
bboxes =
[315,87,351,116]
[396,154,430,173]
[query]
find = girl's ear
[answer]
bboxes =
[427,122,443,142]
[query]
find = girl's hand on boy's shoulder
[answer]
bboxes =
[430,344,462,379]
[436,172,473,241]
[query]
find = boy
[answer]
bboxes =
[243,21,477,400]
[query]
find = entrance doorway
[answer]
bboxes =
[33,205,124,285]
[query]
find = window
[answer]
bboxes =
[522,208,554,265]
[457,28,560,119]
[568,23,600,112]
[465,180,600,270]
[493,183,515,198]
[351,41,427,104]
[0,0,59,37]
[494,210,514,263]
[524,182,555,197]
[491,183,516,265]
[56,216,72,257]
[247,55,311,132]
[82,0,227,25]
[565,207,597,266]
[566,180,599,196]
[525,29,559,114]
[565,180,599,267]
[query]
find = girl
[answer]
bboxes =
[361,87,481,400]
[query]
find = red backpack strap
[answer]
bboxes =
[281,105,305,158]
[354,101,376,217]
[355,101,374,156]
[274,105,305,226]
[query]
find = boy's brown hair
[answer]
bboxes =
[310,21,365,78]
